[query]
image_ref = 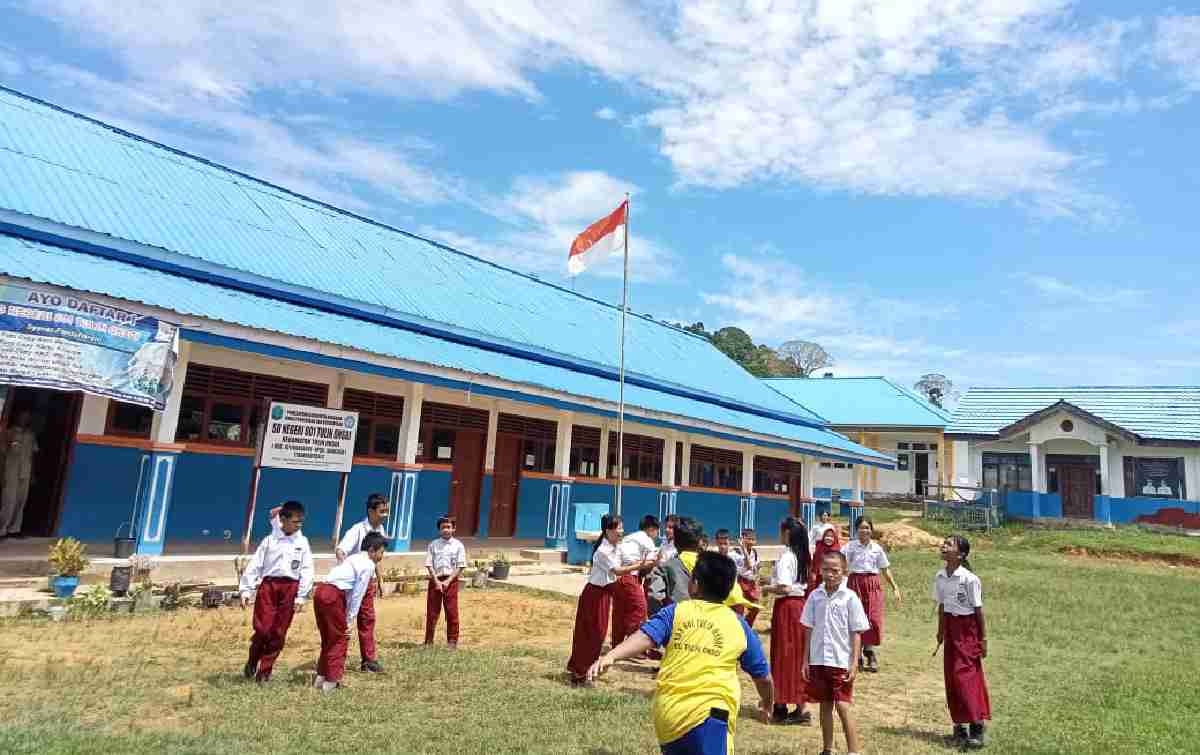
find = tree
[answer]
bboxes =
[710,327,758,368]
[777,340,834,378]
[914,373,958,408]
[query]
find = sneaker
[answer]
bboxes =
[952,724,969,742]
[254,671,271,683]
[360,659,384,673]
[771,705,790,724]
[867,655,880,673]
[966,722,986,748]
[319,680,339,694]
[785,709,813,726]
[243,660,256,679]
[313,675,326,688]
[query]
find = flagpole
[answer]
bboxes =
[615,193,630,517]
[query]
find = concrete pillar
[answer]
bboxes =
[1098,443,1111,495]
[330,370,347,409]
[741,448,754,494]
[680,437,692,487]
[851,463,862,502]
[554,411,573,478]
[599,422,611,478]
[77,394,110,435]
[1028,442,1044,493]
[484,403,499,471]
[133,340,190,556]
[800,457,815,499]
[662,431,678,488]
[397,383,424,465]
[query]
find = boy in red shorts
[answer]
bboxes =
[801,550,870,755]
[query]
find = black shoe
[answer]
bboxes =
[771,705,789,724]
[360,659,383,673]
[243,660,256,679]
[966,722,986,748]
[785,709,813,726]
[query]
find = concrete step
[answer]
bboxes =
[518,549,566,564]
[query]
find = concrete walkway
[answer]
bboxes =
[505,569,589,597]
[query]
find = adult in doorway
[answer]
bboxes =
[0,411,38,539]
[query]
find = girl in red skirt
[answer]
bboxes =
[568,514,644,686]
[765,520,812,725]
[611,514,660,646]
[808,525,840,593]
[732,528,762,627]
[842,517,902,672]
[934,535,991,749]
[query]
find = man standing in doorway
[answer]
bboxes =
[0,411,38,539]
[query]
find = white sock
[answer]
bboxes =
[313,675,325,688]
[320,680,338,693]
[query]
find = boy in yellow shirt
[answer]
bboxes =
[589,551,774,754]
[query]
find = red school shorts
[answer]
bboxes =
[806,664,855,704]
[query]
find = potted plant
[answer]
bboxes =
[48,538,89,598]
[129,554,156,585]
[491,552,511,581]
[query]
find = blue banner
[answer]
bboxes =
[0,283,178,409]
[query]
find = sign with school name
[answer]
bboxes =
[258,402,359,474]
[0,282,178,409]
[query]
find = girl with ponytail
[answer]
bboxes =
[764,520,813,725]
[933,534,991,748]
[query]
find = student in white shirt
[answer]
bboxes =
[239,500,314,682]
[733,528,763,627]
[801,550,871,755]
[335,492,389,672]
[934,535,991,749]
[841,517,902,672]
[765,521,813,725]
[424,514,468,648]
[567,514,644,685]
[312,532,388,693]
[809,510,836,553]
[612,515,660,647]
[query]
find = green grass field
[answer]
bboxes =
[1,521,1197,754]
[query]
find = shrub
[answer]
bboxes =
[48,538,89,577]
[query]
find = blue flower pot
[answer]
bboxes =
[51,575,80,599]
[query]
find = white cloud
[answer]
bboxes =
[1154,15,1200,89]
[423,170,675,282]
[1020,274,1147,306]
[594,106,618,120]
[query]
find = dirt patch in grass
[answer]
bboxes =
[877,522,944,550]
[1059,545,1200,569]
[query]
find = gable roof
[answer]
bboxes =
[764,376,950,428]
[993,400,1139,442]
[947,387,1200,442]
[0,86,819,427]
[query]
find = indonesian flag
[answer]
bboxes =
[568,200,627,275]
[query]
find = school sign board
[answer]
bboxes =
[258,402,359,474]
[0,282,179,410]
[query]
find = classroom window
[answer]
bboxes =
[417,402,489,464]
[820,462,833,468]
[981,452,1032,491]
[569,425,602,478]
[689,444,742,490]
[607,433,664,483]
[342,388,405,459]
[753,455,803,494]
[1124,457,1186,500]
[897,453,911,472]
[174,363,328,447]
[897,442,911,450]
[497,413,557,473]
[105,401,153,438]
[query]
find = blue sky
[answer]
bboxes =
[2,1,1200,394]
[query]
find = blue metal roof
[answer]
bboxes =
[764,377,950,428]
[0,235,893,465]
[0,86,821,426]
[947,387,1200,441]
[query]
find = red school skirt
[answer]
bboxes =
[610,573,648,647]
[567,582,614,679]
[847,573,884,647]
[769,595,808,705]
[944,613,992,724]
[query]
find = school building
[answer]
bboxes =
[0,87,894,556]
[946,387,1200,528]
[764,376,950,500]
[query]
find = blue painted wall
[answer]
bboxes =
[1108,496,1200,524]
[412,469,452,540]
[165,452,253,546]
[676,489,743,535]
[58,443,144,542]
[572,480,615,509]
[478,475,494,538]
[754,497,791,540]
[619,485,662,530]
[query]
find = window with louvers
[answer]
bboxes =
[570,425,602,478]
[606,432,665,483]
[690,444,743,491]
[417,401,489,464]
[174,363,329,447]
[753,455,803,494]
[342,388,404,458]
[497,413,557,473]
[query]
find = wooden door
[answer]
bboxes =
[489,433,522,537]
[915,453,930,496]
[449,430,485,535]
[1059,464,1095,519]
[788,474,803,519]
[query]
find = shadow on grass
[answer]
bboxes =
[878,724,958,749]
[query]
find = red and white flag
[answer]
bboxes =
[568,200,627,275]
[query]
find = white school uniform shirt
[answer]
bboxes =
[239,528,315,603]
[588,540,620,587]
[324,551,376,622]
[842,539,891,574]
[770,550,807,598]
[733,546,760,581]
[617,531,657,567]
[809,522,834,552]
[659,540,678,563]
[932,566,984,617]
[425,537,468,577]
[337,517,385,556]
[801,579,871,669]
